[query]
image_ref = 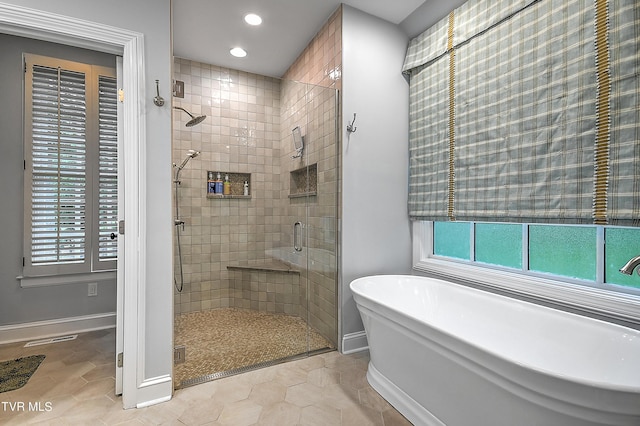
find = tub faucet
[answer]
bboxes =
[619,255,640,276]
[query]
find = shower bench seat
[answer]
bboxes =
[226,260,300,274]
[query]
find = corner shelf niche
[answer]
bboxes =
[289,163,317,198]
[206,172,251,199]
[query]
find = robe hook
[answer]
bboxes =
[347,113,357,133]
[153,79,165,107]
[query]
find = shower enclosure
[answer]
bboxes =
[172,59,339,388]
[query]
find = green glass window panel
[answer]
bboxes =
[605,228,640,289]
[434,221,471,260]
[475,223,522,269]
[529,225,596,281]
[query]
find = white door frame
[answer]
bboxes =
[115,56,125,397]
[0,3,147,409]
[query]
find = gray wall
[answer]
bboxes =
[341,6,413,338]
[1,0,173,380]
[400,0,467,38]
[0,34,117,326]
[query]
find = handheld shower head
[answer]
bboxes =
[174,106,207,127]
[174,149,201,183]
[177,149,200,170]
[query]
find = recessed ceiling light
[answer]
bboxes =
[230,47,247,58]
[244,13,262,26]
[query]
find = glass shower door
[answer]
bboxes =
[172,69,338,389]
[281,81,339,357]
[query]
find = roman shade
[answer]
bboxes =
[404,0,640,226]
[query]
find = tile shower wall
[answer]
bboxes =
[173,6,342,347]
[280,81,338,347]
[173,59,282,314]
[283,5,342,91]
[280,5,342,347]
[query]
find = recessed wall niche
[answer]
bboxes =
[289,163,317,198]
[206,172,251,198]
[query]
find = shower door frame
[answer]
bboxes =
[294,82,340,355]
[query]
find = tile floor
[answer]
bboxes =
[174,308,333,388]
[0,329,412,425]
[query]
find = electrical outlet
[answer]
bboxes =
[88,282,98,297]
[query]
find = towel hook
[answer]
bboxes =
[153,79,165,107]
[346,113,357,133]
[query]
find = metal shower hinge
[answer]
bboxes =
[173,80,184,98]
[174,346,186,365]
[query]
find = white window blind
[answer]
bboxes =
[96,75,118,262]
[30,64,87,266]
[24,54,117,277]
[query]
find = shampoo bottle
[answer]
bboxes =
[207,171,215,194]
[243,181,249,196]
[223,174,231,195]
[215,172,223,194]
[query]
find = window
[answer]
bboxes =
[23,54,117,277]
[414,221,640,324]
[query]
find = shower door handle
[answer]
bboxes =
[293,221,303,252]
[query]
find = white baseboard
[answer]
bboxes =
[341,330,369,354]
[367,362,444,426]
[135,375,173,408]
[0,312,116,345]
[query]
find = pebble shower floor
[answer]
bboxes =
[174,308,334,388]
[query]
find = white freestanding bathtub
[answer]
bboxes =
[350,275,640,426]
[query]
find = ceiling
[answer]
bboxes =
[172,0,465,78]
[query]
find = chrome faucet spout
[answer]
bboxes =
[619,255,640,276]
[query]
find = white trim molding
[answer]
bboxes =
[0,3,133,54]
[19,271,116,288]
[0,313,116,345]
[136,375,173,408]
[341,331,369,354]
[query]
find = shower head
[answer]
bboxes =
[174,149,201,183]
[174,106,207,127]
[177,149,200,170]
[186,115,206,127]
